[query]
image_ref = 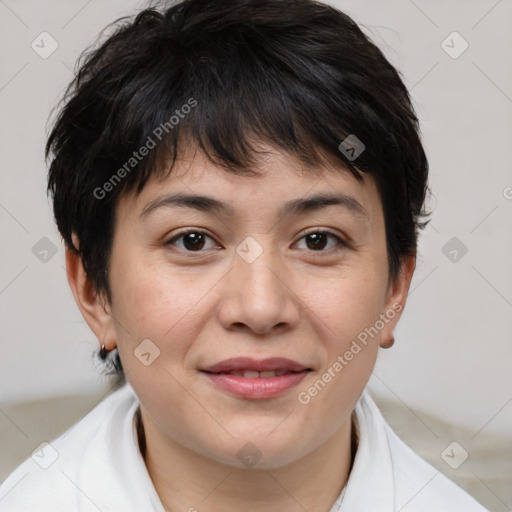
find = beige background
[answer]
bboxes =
[0,0,511,500]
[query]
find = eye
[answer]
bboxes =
[295,230,347,252]
[165,230,219,252]
[165,229,347,253]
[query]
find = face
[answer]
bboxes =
[75,144,412,470]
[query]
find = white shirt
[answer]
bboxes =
[0,382,488,511]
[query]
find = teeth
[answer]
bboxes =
[219,370,293,378]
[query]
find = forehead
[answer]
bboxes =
[118,143,383,225]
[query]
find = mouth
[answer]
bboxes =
[199,357,313,399]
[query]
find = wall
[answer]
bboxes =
[0,0,510,438]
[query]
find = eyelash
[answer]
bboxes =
[164,229,349,254]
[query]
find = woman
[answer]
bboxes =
[0,0,488,510]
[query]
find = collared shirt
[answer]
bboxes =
[0,382,488,511]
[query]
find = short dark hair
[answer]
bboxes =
[46,0,430,377]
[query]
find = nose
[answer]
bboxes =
[217,241,300,336]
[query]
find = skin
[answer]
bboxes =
[67,143,415,512]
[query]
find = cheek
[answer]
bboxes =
[299,264,387,397]
[306,265,387,342]
[294,270,385,424]
[109,252,220,364]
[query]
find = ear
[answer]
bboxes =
[65,233,117,351]
[379,252,416,349]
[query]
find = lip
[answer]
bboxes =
[200,357,312,400]
[201,357,311,373]
[202,371,310,399]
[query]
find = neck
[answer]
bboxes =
[136,408,357,512]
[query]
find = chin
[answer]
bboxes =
[203,433,311,471]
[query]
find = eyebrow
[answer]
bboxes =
[140,192,367,219]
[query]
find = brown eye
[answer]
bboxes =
[182,232,206,251]
[166,231,217,252]
[296,231,346,252]
[305,232,328,250]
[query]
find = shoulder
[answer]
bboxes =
[347,391,487,512]
[385,423,487,511]
[0,383,141,512]
[387,428,488,511]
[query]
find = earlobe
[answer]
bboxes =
[379,253,416,349]
[65,233,117,351]
[380,334,395,349]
